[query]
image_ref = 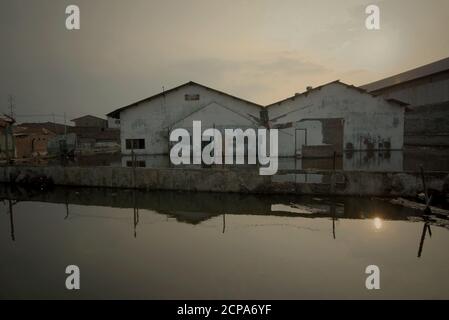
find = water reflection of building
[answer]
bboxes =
[343,150,403,172]
[2,187,447,257]
[0,185,440,224]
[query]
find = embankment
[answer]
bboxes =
[0,166,448,197]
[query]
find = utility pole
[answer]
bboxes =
[8,199,15,241]
[64,112,67,137]
[7,95,15,119]
[6,95,16,163]
[52,113,56,133]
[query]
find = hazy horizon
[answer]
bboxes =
[1,0,448,124]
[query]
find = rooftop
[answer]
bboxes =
[361,57,449,92]
[106,81,264,119]
[266,80,407,108]
[18,122,70,135]
[71,115,107,122]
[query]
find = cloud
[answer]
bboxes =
[1,0,448,120]
[147,53,331,104]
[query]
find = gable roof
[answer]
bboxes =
[361,57,449,92]
[18,122,70,135]
[71,115,107,122]
[265,80,407,108]
[13,125,57,136]
[106,81,264,119]
[0,115,15,128]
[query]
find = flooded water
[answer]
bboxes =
[1,186,449,299]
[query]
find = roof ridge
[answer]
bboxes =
[106,81,264,118]
[71,114,106,121]
[265,80,407,108]
[361,56,449,92]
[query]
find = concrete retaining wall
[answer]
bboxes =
[0,166,448,197]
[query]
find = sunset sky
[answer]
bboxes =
[1,0,448,123]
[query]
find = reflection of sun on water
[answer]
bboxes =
[373,217,383,230]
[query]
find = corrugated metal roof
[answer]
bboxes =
[361,57,449,92]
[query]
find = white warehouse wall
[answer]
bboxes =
[267,82,405,157]
[118,83,263,155]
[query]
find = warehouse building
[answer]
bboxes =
[108,80,406,171]
[266,80,406,158]
[107,81,264,157]
[361,57,449,147]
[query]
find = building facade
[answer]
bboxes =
[13,126,56,158]
[107,82,264,156]
[108,80,406,172]
[266,81,405,158]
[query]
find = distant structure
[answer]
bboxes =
[71,115,108,129]
[19,122,67,135]
[13,126,56,158]
[70,115,120,152]
[47,133,77,157]
[14,118,119,159]
[13,122,70,159]
[361,57,449,147]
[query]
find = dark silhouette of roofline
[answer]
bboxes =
[361,57,449,92]
[71,115,107,122]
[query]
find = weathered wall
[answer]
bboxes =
[366,71,449,147]
[404,101,449,147]
[107,116,120,129]
[14,132,55,158]
[1,165,447,197]
[267,82,405,157]
[73,117,107,128]
[120,83,263,155]
[298,118,344,157]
